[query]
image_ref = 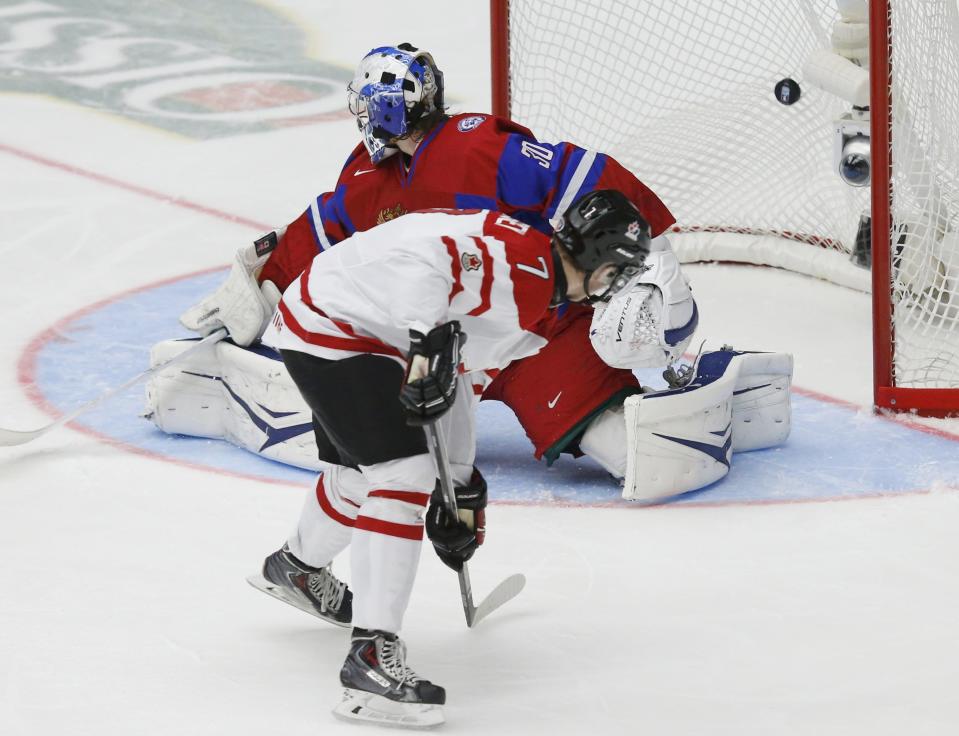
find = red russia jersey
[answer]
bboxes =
[263,209,556,374]
[259,113,675,291]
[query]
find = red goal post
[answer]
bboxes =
[490,0,959,417]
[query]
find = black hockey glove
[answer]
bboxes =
[400,321,466,426]
[426,467,488,572]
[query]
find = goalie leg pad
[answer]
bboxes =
[623,361,735,502]
[144,338,229,439]
[623,349,794,501]
[730,351,793,452]
[145,340,321,470]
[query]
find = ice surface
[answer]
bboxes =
[1,2,958,735]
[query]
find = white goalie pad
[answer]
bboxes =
[146,339,480,477]
[589,235,698,369]
[729,351,793,452]
[144,338,321,470]
[623,349,793,502]
[623,357,735,502]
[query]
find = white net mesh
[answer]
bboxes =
[504,0,959,392]
[886,0,959,388]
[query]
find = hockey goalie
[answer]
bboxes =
[146,42,793,505]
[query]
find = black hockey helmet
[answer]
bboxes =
[553,189,652,302]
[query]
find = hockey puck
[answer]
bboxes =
[774,78,801,105]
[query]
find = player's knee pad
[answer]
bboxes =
[729,351,793,452]
[145,339,320,469]
[358,495,425,524]
[322,465,371,512]
[359,454,437,497]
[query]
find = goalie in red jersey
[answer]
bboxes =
[159,43,789,530]
[171,42,701,470]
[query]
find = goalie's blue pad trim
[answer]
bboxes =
[652,423,733,467]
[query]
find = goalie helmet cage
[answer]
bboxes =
[490,0,959,417]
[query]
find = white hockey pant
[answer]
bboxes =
[288,387,476,633]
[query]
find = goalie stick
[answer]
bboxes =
[424,418,526,627]
[0,328,229,447]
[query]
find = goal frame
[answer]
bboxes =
[489,0,959,418]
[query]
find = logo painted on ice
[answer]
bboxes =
[461,252,482,271]
[457,115,487,132]
[0,0,351,138]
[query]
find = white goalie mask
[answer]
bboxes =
[347,44,444,164]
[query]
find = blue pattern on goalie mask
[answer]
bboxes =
[347,45,444,164]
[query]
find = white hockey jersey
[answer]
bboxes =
[262,209,556,373]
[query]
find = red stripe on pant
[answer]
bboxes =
[315,474,356,527]
[354,515,425,541]
[368,489,431,506]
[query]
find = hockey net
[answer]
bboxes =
[491,0,959,416]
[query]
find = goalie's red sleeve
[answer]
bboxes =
[258,115,675,291]
[258,211,320,291]
[592,155,675,237]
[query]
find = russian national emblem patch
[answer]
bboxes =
[376,203,408,225]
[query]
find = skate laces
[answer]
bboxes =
[307,568,347,611]
[379,637,421,685]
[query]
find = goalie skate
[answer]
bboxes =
[246,545,352,627]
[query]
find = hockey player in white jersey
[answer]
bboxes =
[253,190,652,726]
[151,41,794,507]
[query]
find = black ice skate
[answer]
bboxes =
[332,628,445,729]
[246,545,352,627]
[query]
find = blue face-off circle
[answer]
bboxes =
[25,270,959,507]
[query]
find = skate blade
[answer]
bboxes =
[332,688,444,730]
[245,573,350,628]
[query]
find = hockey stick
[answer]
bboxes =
[0,328,229,447]
[425,419,526,628]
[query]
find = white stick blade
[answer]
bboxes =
[470,573,526,627]
[0,426,49,447]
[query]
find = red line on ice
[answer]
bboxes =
[7,144,959,505]
[0,142,272,232]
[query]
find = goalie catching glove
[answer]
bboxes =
[400,321,466,425]
[179,232,282,346]
[425,467,487,571]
